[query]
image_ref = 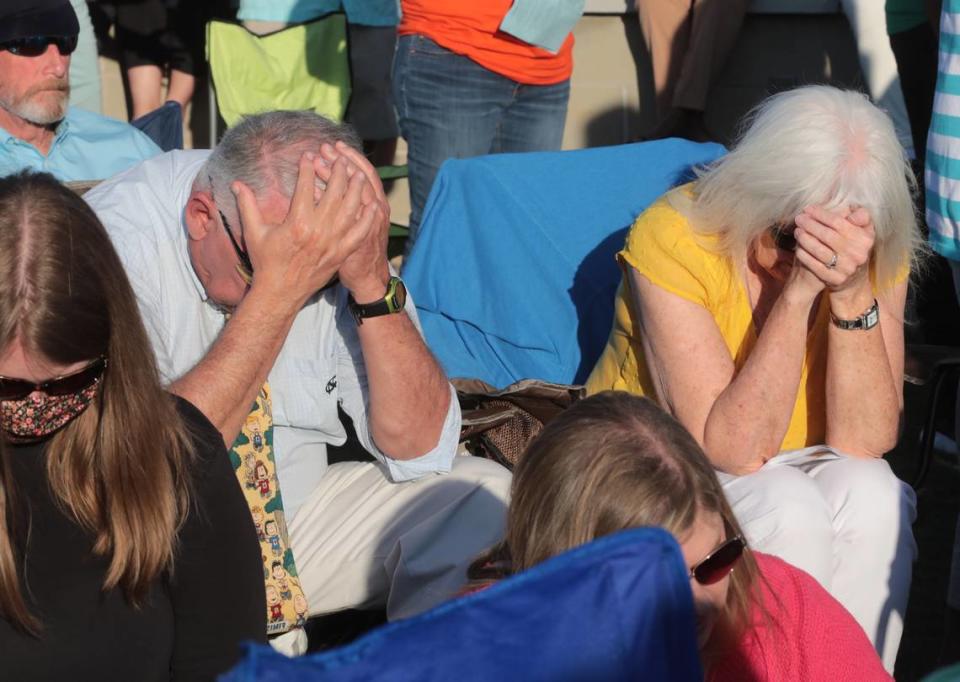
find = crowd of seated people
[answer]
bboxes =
[0,0,953,680]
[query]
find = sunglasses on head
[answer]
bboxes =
[1,35,78,57]
[0,356,107,401]
[769,223,797,253]
[689,533,745,586]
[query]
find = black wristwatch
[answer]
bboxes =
[347,276,407,325]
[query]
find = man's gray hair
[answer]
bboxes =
[196,110,362,224]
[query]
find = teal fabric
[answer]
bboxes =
[924,663,960,681]
[499,0,584,53]
[0,107,161,182]
[885,0,927,36]
[238,0,399,26]
[926,0,960,261]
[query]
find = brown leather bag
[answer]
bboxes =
[454,378,585,470]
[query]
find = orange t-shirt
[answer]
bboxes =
[398,0,574,85]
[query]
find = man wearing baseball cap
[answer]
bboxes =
[0,0,161,181]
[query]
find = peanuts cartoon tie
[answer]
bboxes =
[229,384,309,636]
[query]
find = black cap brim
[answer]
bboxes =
[0,2,79,46]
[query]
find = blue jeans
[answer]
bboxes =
[393,34,571,239]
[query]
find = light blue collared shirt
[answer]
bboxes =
[0,106,161,182]
[83,150,460,520]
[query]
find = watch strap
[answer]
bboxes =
[348,276,405,325]
[830,298,880,331]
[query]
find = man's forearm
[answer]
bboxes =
[355,311,451,459]
[170,287,299,447]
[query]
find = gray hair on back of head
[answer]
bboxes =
[686,85,923,289]
[195,110,361,224]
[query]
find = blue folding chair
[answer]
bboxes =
[222,527,703,681]
[401,140,725,389]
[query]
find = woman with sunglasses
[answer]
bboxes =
[586,85,921,671]
[464,392,887,679]
[0,171,266,679]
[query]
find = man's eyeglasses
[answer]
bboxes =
[689,533,745,586]
[0,356,107,401]
[218,209,254,285]
[769,223,797,253]
[1,35,78,57]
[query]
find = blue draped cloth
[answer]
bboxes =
[221,528,703,681]
[402,140,726,389]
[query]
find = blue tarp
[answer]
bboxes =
[402,140,725,389]
[221,528,703,682]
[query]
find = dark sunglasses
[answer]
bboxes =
[0,356,107,401]
[1,35,78,57]
[219,209,254,285]
[769,223,797,253]
[689,534,745,586]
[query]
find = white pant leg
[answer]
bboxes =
[803,455,917,672]
[288,455,511,621]
[718,461,837,587]
[841,0,915,157]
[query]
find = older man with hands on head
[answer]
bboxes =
[83,110,511,655]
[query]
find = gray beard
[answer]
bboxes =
[0,87,69,126]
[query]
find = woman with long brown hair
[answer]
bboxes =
[469,391,888,680]
[0,171,265,679]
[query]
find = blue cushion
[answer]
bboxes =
[402,140,725,389]
[221,528,703,681]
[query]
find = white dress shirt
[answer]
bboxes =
[84,150,460,519]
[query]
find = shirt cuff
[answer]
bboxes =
[377,383,461,483]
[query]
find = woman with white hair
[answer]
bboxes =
[587,85,921,671]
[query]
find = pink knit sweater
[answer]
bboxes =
[711,553,890,681]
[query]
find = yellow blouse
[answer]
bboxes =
[586,187,830,451]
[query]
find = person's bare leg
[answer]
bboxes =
[166,68,195,109]
[127,64,163,119]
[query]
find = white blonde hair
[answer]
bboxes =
[687,85,922,288]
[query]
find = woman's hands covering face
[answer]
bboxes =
[792,205,875,300]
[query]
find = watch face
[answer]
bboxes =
[390,279,407,312]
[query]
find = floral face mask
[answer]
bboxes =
[1,383,99,443]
